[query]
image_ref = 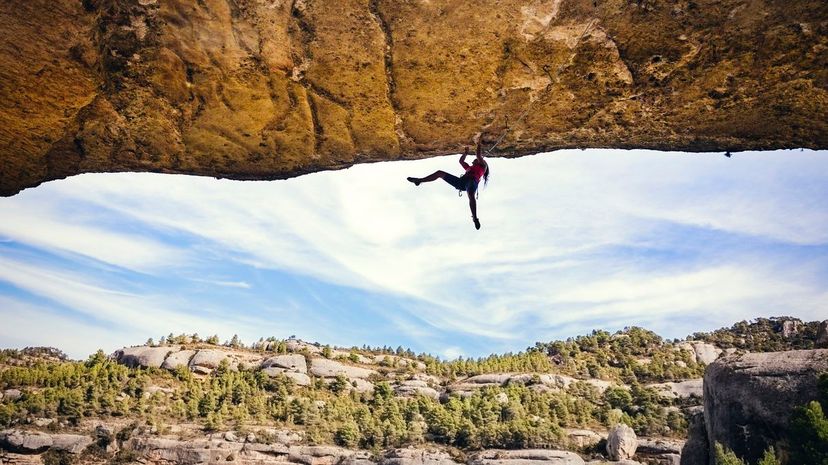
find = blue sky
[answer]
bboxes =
[1,149,827,360]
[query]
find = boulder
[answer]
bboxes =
[395,380,440,400]
[161,349,196,370]
[816,320,828,348]
[293,372,312,386]
[190,349,230,370]
[585,461,643,465]
[309,358,376,379]
[350,378,375,393]
[261,355,308,373]
[451,373,614,395]
[677,342,722,365]
[703,349,828,465]
[285,339,322,355]
[469,449,585,465]
[607,424,637,461]
[253,428,303,445]
[381,448,460,465]
[679,407,708,465]
[2,389,22,401]
[114,346,177,368]
[372,355,427,370]
[0,430,53,453]
[565,429,603,449]
[50,434,93,454]
[781,319,800,338]
[649,379,703,400]
[636,438,683,465]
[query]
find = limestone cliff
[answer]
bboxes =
[702,349,828,464]
[1,0,826,195]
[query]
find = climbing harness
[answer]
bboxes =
[484,19,598,156]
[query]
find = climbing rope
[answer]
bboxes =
[485,19,598,155]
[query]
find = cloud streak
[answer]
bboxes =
[1,149,826,358]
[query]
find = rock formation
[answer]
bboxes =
[679,407,707,465]
[0,431,594,465]
[606,424,637,461]
[817,320,828,348]
[1,0,827,196]
[703,349,828,464]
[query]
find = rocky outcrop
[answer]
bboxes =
[469,449,585,465]
[394,380,440,400]
[703,349,828,465]
[450,373,613,396]
[650,379,703,400]
[635,438,682,465]
[676,343,722,365]
[161,349,196,370]
[2,0,827,196]
[816,320,828,348]
[0,434,586,465]
[262,354,309,373]
[382,448,460,465]
[565,429,603,450]
[114,346,177,369]
[679,407,707,465]
[1,390,21,402]
[0,430,92,454]
[112,344,385,388]
[309,358,377,379]
[585,461,642,465]
[607,424,637,461]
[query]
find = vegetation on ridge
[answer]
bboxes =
[0,317,822,454]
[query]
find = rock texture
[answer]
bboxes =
[0,430,92,455]
[679,407,707,465]
[703,349,828,465]
[606,424,637,461]
[1,0,827,196]
[816,320,828,348]
[1,433,588,465]
[650,379,703,400]
[469,449,585,465]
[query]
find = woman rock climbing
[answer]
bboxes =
[407,140,490,230]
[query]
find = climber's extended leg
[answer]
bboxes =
[408,171,448,186]
[468,189,480,230]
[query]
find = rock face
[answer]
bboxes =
[703,349,828,465]
[676,342,722,365]
[262,354,308,373]
[636,438,683,465]
[680,407,708,465]
[606,424,637,461]
[0,435,582,465]
[816,320,828,348]
[650,379,703,400]
[309,357,377,379]
[114,346,177,369]
[469,449,585,465]
[450,373,613,396]
[1,0,827,196]
[382,448,460,465]
[565,429,603,449]
[0,430,92,455]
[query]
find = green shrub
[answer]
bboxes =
[789,373,828,465]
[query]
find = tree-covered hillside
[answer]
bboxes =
[0,317,822,453]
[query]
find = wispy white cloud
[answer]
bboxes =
[0,200,189,273]
[1,149,826,357]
